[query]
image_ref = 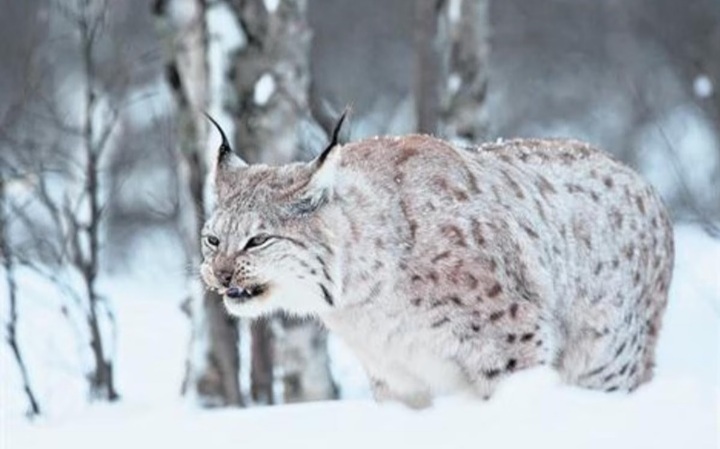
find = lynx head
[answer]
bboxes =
[199,113,345,318]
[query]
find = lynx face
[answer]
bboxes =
[200,156,336,318]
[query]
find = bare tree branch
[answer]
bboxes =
[1,178,42,417]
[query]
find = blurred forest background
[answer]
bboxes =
[1,0,718,419]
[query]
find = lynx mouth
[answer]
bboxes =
[223,284,267,304]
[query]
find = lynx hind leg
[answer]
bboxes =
[556,290,668,393]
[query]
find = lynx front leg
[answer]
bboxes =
[342,336,435,408]
[370,377,433,409]
[361,353,434,408]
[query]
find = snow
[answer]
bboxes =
[2,225,719,448]
[694,75,714,99]
[448,73,462,94]
[5,377,718,449]
[253,73,276,106]
[448,0,463,23]
[263,0,280,14]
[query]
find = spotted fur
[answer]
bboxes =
[200,133,674,408]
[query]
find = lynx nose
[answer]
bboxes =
[216,269,234,288]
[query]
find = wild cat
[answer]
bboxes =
[199,114,673,408]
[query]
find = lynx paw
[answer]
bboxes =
[371,378,433,409]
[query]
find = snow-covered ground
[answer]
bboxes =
[2,224,719,448]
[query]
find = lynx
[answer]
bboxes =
[200,115,674,408]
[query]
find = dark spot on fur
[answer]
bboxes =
[489,258,498,272]
[534,199,548,222]
[566,183,585,193]
[606,386,619,393]
[484,369,501,379]
[636,195,646,214]
[536,175,557,198]
[520,333,534,342]
[619,363,630,376]
[594,262,603,275]
[506,334,516,343]
[506,359,517,371]
[624,244,635,260]
[448,295,463,306]
[428,271,439,284]
[509,303,519,318]
[431,317,450,328]
[454,190,469,202]
[395,146,419,166]
[581,364,607,379]
[441,225,467,247]
[500,169,525,199]
[522,224,539,239]
[320,284,334,306]
[471,219,485,246]
[614,342,627,358]
[489,311,505,321]
[464,273,479,289]
[411,274,422,283]
[471,323,481,332]
[432,251,451,263]
[604,177,614,188]
[611,210,624,229]
[487,282,503,298]
[411,297,422,306]
[647,322,658,337]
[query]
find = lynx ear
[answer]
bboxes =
[286,108,348,215]
[288,137,343,216]
[314,107,350,168]
[204,113,247,199]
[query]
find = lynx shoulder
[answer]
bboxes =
[200,123,674,408]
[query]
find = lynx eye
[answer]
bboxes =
[245,234,272,250]
[205,235,220,247]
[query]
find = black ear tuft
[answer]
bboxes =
[317,107,350,166]
[204,112,233,163]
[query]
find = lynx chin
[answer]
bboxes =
[200,114,673,409]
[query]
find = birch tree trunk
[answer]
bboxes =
[414,0,449,135]
[415,0,490,141]
[153,0,243,407]
[226,0,338,404]
[441,0,491,141]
